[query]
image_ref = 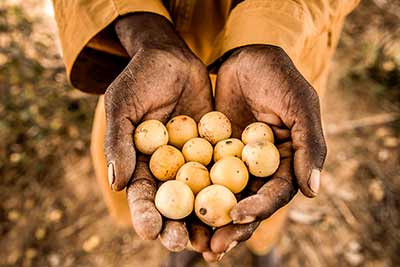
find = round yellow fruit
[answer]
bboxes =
[155,180,194,220]
[241,122,274,144]
[242,142,280,177]
[198,111,232,145]
[195,185,237,227]
[213,138,244,162]
[176,162,211,194]
[166,115,198,149]
[210,156,249,193]
[134,120,169,154]
[182,137,213,166]
[150,145,185,181]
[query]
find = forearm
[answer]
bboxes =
[114,13,187,57]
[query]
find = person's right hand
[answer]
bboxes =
[104,13,213,251]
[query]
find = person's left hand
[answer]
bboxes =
[204,45,327,260]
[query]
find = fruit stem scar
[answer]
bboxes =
[199,208,207,215]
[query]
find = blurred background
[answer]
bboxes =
[0,0,399,266]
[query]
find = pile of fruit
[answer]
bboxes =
[134,111,280,228]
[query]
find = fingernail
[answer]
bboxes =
[308,169,320,195]
[233,215,255,224]
[108,163,115,190]
[226,241,238,253]
[217,253,225,261]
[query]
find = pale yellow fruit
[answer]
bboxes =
[210,156,249,193]
[242,142,280,177]
[150,145,185,181]
[182,138,213,166]
[198,111,232,144]
[195,185,237,227]
[155,180,194,220]
[176,162,211,194]
[241,122,274,144]
[213,138,244,162]
[134,120,169,154]
[166,115,198,148]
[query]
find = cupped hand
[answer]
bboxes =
[104,13,213,252]
[208,45,327,258]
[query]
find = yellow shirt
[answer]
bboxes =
[52,0,359,94]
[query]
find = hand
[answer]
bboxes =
[208,45,327,258]
[104,13,213,251]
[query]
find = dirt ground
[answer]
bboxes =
[0,1,399,267]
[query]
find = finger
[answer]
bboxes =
[230,142,297,223]
[202,251,221,262]
[210,222,259,254]
[270,126,290,142]
[103,65,178,191]
[288,87,327,197]
[126,158,162,240]
[160,220,189,252]
[104,111,136,191]
[188,221,212,252]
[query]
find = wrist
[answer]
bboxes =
[114,13,188,57]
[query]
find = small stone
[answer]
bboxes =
[375,127,391,138]
[348,240,361,252]
[25,248,37,259]
[48,209,62,222]
[50,118,63,130]
[377,150,389,161]
[383,137,398,148]
[35,228,46,240]
[289,209,323,225]
[74,140,85,151]
[344,251,364,266]
[9,153,22,163]
[344,240,363,266]
[82,235,101,252]
[368,180,385,202]
[67,126,79,138]
[8,210,20,221]
[48,254,60,266]
[382,61,396,71]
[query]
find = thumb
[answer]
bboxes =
[104,93,136,191]
[289,89,327,197]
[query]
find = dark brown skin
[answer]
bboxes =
[105,13,213,252]
[105,13,327,261]
[160,221,189,252]
[207,45,327,259]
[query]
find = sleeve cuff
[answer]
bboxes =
[207,1,314,70]
[53,0,171,89]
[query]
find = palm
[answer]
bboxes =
[104,48,213,251]
[208,45,326,257]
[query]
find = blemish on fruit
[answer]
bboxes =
[199,208,207,215]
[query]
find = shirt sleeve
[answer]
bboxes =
[208,0,360,93]
[52,0,171,93]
